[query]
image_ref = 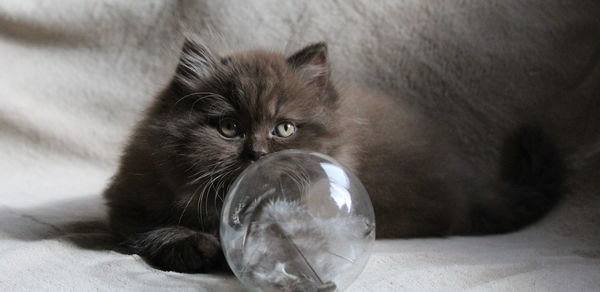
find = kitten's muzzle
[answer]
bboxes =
[251,151,267,161]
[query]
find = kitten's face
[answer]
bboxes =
[150,42,342,207]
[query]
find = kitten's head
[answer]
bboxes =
[147,39,345,200]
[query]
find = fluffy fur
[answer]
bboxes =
[104,39,564,275]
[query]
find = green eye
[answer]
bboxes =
[274,121,296,138]
[218,118,241,138]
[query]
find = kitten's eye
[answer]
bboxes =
[274,121,296,138]
[218,118,241,138]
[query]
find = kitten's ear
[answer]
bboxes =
[175,38,218,88]
[287,42,329,96]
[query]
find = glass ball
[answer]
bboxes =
[220,150,375,292]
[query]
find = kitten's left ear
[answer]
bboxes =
[175,38,219,89]
[287,42,329,96]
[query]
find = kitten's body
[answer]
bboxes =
[104,41,563,273]
[339,86,468,237]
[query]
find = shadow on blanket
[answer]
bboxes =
[0,196,119,252]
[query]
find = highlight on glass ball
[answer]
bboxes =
[220,150,376,292]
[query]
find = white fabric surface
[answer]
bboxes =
[1,1,599,291]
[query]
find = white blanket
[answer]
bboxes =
[1,1,599,291]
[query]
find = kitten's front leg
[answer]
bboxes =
[127,226,225,273]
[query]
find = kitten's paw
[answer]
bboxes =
[147,232,224,273]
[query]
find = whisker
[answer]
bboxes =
[170,91,228,118]
[212,164,239,215]
[187,94,225,120]
[177,189,197,224]
[195,159,232,229]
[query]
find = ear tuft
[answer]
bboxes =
[287,42,329,95]
[175,38,218,88]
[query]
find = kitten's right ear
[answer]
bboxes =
[174,38,218,88]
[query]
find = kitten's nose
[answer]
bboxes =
[252,151,267,161]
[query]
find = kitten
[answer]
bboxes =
[104,39,564,274]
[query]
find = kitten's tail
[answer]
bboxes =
[468,125,566,234]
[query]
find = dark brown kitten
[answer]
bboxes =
[104,39,564,273]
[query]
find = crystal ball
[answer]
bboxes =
[220,150,375,292]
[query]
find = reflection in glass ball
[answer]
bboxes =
[220,150,375,292]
